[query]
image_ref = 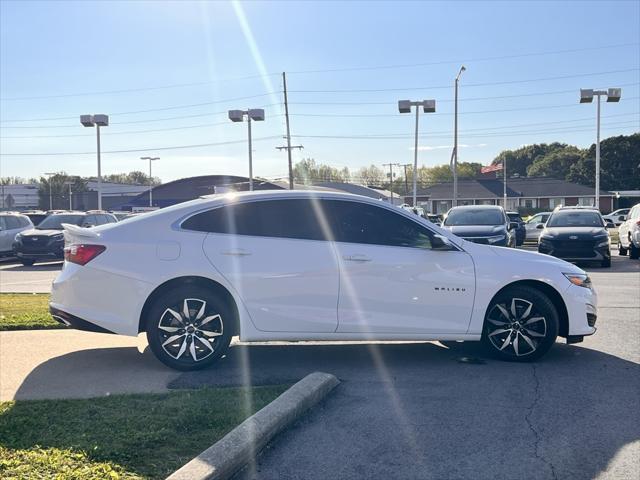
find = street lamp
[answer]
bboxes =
[140,157,159,207]
[80,114,109,210]
[398,99,436,206]
[44,172,55,210]
[63,181,74,210]
[228,109,265,191]
[579,88,621,209]
[452,66,466,207]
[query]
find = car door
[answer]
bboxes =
[326,200,476,335]
[194,198,340,333]
[0,217,10,252]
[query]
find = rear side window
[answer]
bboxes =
[4,217,20,229]
[325,200,433,248]
[182,199,329,241]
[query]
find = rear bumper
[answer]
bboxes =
[49,306,116,334]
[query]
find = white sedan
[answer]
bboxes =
[50,191,597,370]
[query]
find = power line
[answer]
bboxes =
[287,68,639,93]
[286,42,639,74]
[0,136,281,156]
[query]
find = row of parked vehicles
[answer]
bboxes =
[0,209,137,266]
[402,203,640,268]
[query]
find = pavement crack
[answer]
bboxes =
[525,364,558,480]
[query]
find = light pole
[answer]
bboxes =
[63,181,74,210]
[398,99,436,206]
[80,114,109,210]
[228,109,265,191]
[140,157,159,207]
[44,172,55,210]
[580,88,621,209]
[452,66,466,207]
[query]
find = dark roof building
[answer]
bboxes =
[406,177,615,214]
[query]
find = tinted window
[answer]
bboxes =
[37,214,84,230]
[182,199,328,241]
[326,200,433,248]
[0,218,6,229]
[507,213,523,222]
[105,215,117,223]
[444,208,505,226]
[547,211,603,227]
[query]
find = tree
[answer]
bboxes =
[355,165,385,186]
[492,143,569,177]
[575,133,640,191]
[526,146,585,179]
[103,171,161,185]
[293,158,351,184]
[37,173,88,210]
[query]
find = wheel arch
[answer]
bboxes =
[486,279,569,337]
[138,276,240,335]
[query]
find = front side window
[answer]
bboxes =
[325,200,433,249]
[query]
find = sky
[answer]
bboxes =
[1,0,639,183]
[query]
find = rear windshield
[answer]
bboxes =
[37,214,84,230]
[547,211,603,227]
[444,209,504,226]
[507,213,523,222]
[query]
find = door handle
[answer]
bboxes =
[221,249,252,256]
[344,254,372,262]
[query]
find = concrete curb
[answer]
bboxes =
[166,371,340,480]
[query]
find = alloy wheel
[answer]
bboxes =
[157,298,224,363]
[486,298,546,357]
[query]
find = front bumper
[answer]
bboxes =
[538,240,610,263]
[13,239,64,260]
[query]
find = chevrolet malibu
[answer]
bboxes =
[50,191,597,370]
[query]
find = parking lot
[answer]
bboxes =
[0,247,638,479]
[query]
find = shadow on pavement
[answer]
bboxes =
[1,262,63,272]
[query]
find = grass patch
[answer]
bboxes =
[0,294,61,331]
[0,385,289,479]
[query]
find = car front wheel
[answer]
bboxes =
[618,240,628,256]
[146,286,233,371]
[482,286,559,362]
[630,239,640,260]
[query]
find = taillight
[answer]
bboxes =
[64,244,106,265]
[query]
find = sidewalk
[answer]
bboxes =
[0,330,176,400]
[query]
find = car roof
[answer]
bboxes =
[448,205,503,210]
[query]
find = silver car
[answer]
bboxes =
[524,212,552,242]
[0,213,33,255]
[618,203,640,259]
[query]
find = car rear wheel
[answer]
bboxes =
[482,286,558,362]
[146,286,233,371]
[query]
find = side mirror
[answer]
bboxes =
[432,234,455,251]
[536,223,544,229]
[508,222,519,231]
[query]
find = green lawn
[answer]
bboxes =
[0,385,288,480]
[0,294,61,331]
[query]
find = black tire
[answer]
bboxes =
[146,285,234,371]
[630,241,640,260]
[482,286,559,362]
[618,241,628,256]
[20,259,35,266]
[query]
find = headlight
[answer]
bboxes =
[487,235,506,244]
[53,233,64,241]
[563,273,592,289]
[594,235,610,248]
[14,233,22,242]
[539,235,553,243]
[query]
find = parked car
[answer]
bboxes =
[426,214,442,226]
[524,212,552,242]
[109,211,131,221]
[618,203,640,259]
[441,205,516,247]
[22,210,49,226]
[13,211,117,265]
[603,208,630,227]
[537,207,611,267]
[506,211,526,246]
[49,191,597,370]
[0,212,33,256]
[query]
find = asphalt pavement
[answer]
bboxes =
[1,251,638,479]
[0,260,61,293]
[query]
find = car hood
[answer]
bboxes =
[541,226,608,239]
[466,241,585,274]
[19,228,64,237]
[443,225,506,237]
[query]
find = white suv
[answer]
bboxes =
[0,212,33,256]
[618,203,640,259]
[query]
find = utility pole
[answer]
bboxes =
[275,145,303,188]
[453,66,466,208]
[140,157,159,207]
[282,72,295,190]
[383,163,400,203]
[503,156,507,209]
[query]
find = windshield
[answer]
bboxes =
[507,213,522,222]
[444,209,504,226]
[547,211,603,227]
[37,214,84,230]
